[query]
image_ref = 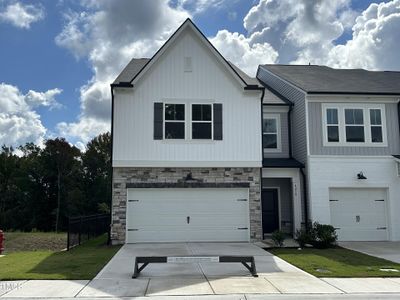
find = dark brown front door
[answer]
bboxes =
[262,189,279,234]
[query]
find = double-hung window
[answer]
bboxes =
[191,104,212,139]
[164,104,185,139]
[344,108,365,142]
[323,104,386,146]
[263,115,281,151]
[326,108,339,142]
[370,109,383,143]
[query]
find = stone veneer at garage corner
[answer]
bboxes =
[111,167,261,244]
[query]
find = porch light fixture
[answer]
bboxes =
[357,171,367,180]
[185,172,195,181]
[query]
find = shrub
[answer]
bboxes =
[294,228,310,248]
[271,230,285,247]
[309,222,338,249]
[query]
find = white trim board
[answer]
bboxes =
[113,160,262,168]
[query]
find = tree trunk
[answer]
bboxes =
[55,169,61,233]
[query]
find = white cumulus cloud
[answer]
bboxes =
[0,1,44,29]
[324,0,400,70]
[210,29,278,76]
[0,83,62,147]
[55,0,190,145]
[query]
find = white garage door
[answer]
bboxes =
[329,188,388,241]
[126,188,249,243]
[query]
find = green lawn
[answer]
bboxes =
[269,247,400,277]
[0,235,121,280]
[4,232,67,253]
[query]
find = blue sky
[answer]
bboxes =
[0,0,399,149]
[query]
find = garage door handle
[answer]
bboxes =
[377,227,387,230]
[187,216,190,224]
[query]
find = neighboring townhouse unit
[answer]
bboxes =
[258,65,400,241]
[110,19,268,244]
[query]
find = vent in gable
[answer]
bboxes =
[184,57,192,72]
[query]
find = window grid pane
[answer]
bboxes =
[345,126,365,142]
[263,118,277,133]
[370,109,382,125]
[192,122,212,139]
[327,109,338,124]
[345,109,364,125]
[165,104,185,121]
[371,126,383,143]
[192,104,212,121]
[165,122,185,139]
[327,126,339,142]
[264,133,277,149]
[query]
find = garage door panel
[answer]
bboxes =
[329,188,388,241]
[127,228,248,243]
[126,188,249,243]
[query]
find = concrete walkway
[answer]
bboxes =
[340,242,400,264]
[1,243,400,298]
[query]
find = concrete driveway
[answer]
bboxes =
[340,242,400,263]
[78,242,341,297]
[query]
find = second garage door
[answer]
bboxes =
[126,188,249,243]
[329,188,388,241]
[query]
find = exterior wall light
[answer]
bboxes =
[357,171,367,180]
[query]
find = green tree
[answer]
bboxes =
[41,138,81,232]
[81,132,111,215]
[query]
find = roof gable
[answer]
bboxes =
[113,19,262,89]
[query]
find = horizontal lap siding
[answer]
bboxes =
[308,102,400,155]
[263,110,290,158]
[258,68,307,164]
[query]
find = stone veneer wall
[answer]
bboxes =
[111,167,261,244]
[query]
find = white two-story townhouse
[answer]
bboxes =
[258,65,400,242]
[110,19,271,244]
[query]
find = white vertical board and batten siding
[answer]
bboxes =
[258,67,308,164]
[308,101,400,156]
[113,28,261,167]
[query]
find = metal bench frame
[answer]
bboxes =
[132,255,258,278]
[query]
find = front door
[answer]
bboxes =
[262,189,279,234]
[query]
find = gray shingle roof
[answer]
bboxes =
[227,61,262,87]
[261,65,400,95]
[113,58,150,84]
[263,158,304,168]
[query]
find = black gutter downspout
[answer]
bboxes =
[287,103,293,158]
[398,101,400,138]
[300,168,309,231]
[109,82,133,245]
[109,85,114,245]
[286,99,308,230]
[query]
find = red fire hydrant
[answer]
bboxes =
[0,230,4,255]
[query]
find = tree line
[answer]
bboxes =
[0,132,111,232]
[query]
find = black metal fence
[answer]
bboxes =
[67,214,110,250]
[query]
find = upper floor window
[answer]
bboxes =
[192,104,212,139]
[164,104,185,139]
[327,108,339,142]
[154,102,222,141]
[345,109,365,142]
[370,109,383,143]
[322,104,387,147]
[263,114,281,151]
